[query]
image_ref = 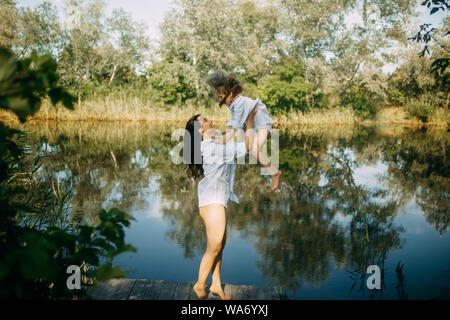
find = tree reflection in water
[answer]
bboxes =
[13,120,449,297]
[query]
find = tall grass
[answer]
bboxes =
[0,92,448,127]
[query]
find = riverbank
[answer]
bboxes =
[0,98,448,127]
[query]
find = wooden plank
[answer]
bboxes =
[105,278,136,300]
[186,283,197,300]
[224,284,233,299]
[87,281,109,300]
[173,281,192,300]
[142,280,165,300]
[247,285,268,300]
[239,285,250,300]
[226,284,249,300]
[207,291,221,300]
[128,279,151,300]
[268,286,279,300]
[157,280,179,300]
[87,279,280,300]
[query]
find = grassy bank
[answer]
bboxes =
[0,96,448,127]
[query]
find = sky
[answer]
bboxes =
[16,0,448,39]
[15,0,449,73]
[16,0,174,39]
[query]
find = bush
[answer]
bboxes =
[257,60,315,114]
[0,48,136,299]
[340,85,378,120]
[147,61,196,105]
[406,99,435,123]
[386,87,407,107]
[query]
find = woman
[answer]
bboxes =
[183,111,254,300]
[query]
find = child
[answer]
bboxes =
[206,71,282,192]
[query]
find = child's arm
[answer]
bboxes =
[215,126,235,144]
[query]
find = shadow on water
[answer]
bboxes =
[11,120,450,299]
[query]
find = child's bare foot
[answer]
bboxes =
[193,282,206,299]
[209,284,231,300]
[270,170,282,192]
[277,171,282,190]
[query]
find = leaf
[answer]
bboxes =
[430,7,439,14]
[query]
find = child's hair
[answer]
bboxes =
[183,114,204,180]
[206,71,243,106]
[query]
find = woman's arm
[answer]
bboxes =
[217,105,256,145]
[215,127,235,144]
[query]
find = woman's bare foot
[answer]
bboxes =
[209,284,231,300]
[193,282,206,299]
[270,170,282,192]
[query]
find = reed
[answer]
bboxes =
[0,96,448,127]
[373,106,449,127]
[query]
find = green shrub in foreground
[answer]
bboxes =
[0,47,136,299]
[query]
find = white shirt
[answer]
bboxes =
[197,139,247,208]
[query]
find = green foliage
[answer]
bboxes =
[406,99,435,123]
[52,0,151,98]
[386,86,407,107]
[0,47,136,299]
[0,0,18,50]
[0,206,136,299]
[340,85,378,120]
[387,46,449,111]
[409,1,449,75]
[0,0,434,114]
[0,48,75,122]
[258,61,315,114]
[147,61,196,105]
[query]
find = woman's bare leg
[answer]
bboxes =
[209,230,231,299]
[193,204,227,299]
[250,129,282,192]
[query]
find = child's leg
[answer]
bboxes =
[250,129,282,191]
[250,129,271,168]
[244,107,257,151]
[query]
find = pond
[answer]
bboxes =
[15,121,450,300]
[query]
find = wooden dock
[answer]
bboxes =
[87,279,280,300]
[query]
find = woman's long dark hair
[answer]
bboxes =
[183,114,204,179]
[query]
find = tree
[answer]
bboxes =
[0,0,18,50]
[409,0,449,75]
[15,1,65,58]
[104,8,151,83]
[277,0,349,60]
[324,0,417,97]
[157,0,283,102]
[58,0,151,99]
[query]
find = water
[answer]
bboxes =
[16,121,450,299]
